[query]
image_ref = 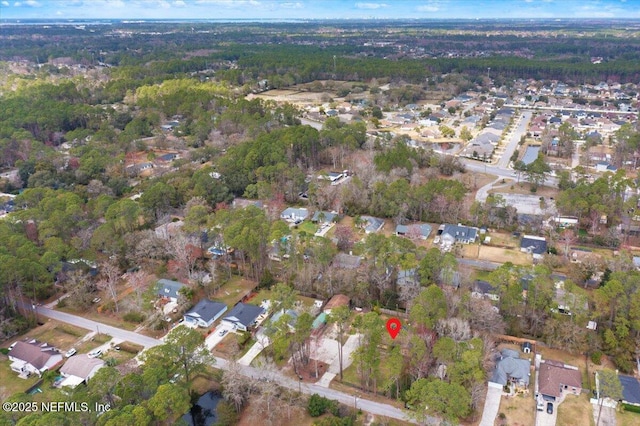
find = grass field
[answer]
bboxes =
[9,320,90,352]
[618,409,640,426]
[557,393,595,426]
[497,393,535,426]
[478,245,531,265]
[211,276,257,307]
[0,357,40,397]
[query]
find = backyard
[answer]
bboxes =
[557,393,595,426]
[8,320,89,353]
[496,392,535,426]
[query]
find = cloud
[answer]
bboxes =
[355,2,389,9]
[173,0,186,6]
[416,1,443,13]
[2,0,9,5]
[13,1,21,6]
[281,2,302,8]
[24,0,41,5]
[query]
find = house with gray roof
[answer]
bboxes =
[440,224,478,245]
[280,207,309,223]
[395,223,432,240]
[360,215,385,234]
[184,299,228,328]
[332,253,363,269]
[57,354,104,388]
[490,349,531,388]
[9,340,63,378]
[156,279,186,303]
[312,211,338,224]
[222,303,265,332]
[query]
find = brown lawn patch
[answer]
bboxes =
[211,276,257,307]
[617,409,640,426]
[478,245,531,265]
[490,181,559,198]
[557,393,595,426]
[497,393,535,426]
[10,320,90,351]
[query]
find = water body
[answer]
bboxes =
[181,391,222,426]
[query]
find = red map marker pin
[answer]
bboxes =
[386,318,402,339]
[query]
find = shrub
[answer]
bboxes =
[0,348,8,355]
[308,394,338,417]
[123,311,146,323]
[590,351,603,365]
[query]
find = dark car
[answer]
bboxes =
[546,402,553,414]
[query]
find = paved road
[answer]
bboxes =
[503,104,636,116]
[32,305,417,423]
[498,110,533,168]
[35,305,162,348]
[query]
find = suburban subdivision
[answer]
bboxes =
[2,3,640,426]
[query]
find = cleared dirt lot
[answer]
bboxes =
[478,245,531,265]
[247,89,330,105]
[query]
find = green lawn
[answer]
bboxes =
[0,358,40,397]
[297,221,318,236]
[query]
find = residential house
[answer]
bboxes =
[8,340,63,378]
[183,299,228,328]
[360,216,385,234]
[472,280,500,301]
[332,253,362,269]
[490,349,531,388]
[323,294,350,315]
[317,171,345,185]
[280,207,309,223]
[125,162,153,177]
[538,360,582,402]
[439,224,478,246]
[156,279,186,303]
[395,223,432,240]
[595,161,617,173]
[397,268,419,288]
[269,309,298,331]
[57,354,104,388]
[222,303,265,332]
[520,235,548,260]
[311,211,338,224]
[154,220,184,239]
[619,374,640,408]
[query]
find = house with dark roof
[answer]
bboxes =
[538,360,582,402]
[222,303,265,332]
[490,349,531,388]
[439,224,478,246]
[395,223,432,240]
[8,340,63,378]
[57,354,104,388]
[472,280,500,301]
[520,235,548,260]
[619,374,640,407]
[156,279,186,303]
[184,299,228,328]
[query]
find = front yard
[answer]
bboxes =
[496,392,535,426]
[557,393,595,426]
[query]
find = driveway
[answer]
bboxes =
[479,382,503,426]
[238,329,270,366]
[592,401,617,426]
[535,402,557,426]
[204,323,234,350]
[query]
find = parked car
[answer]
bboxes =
[65,348,77,358]
[218,329,229,337]
[92,297,101,304]
[546,402,553,414]
[87,349,103,358]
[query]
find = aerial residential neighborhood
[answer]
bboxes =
[2,2,640,426]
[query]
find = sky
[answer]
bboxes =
[1,0,640,20]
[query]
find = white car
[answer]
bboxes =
[65,348,77,358]
[87,349,102,358]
